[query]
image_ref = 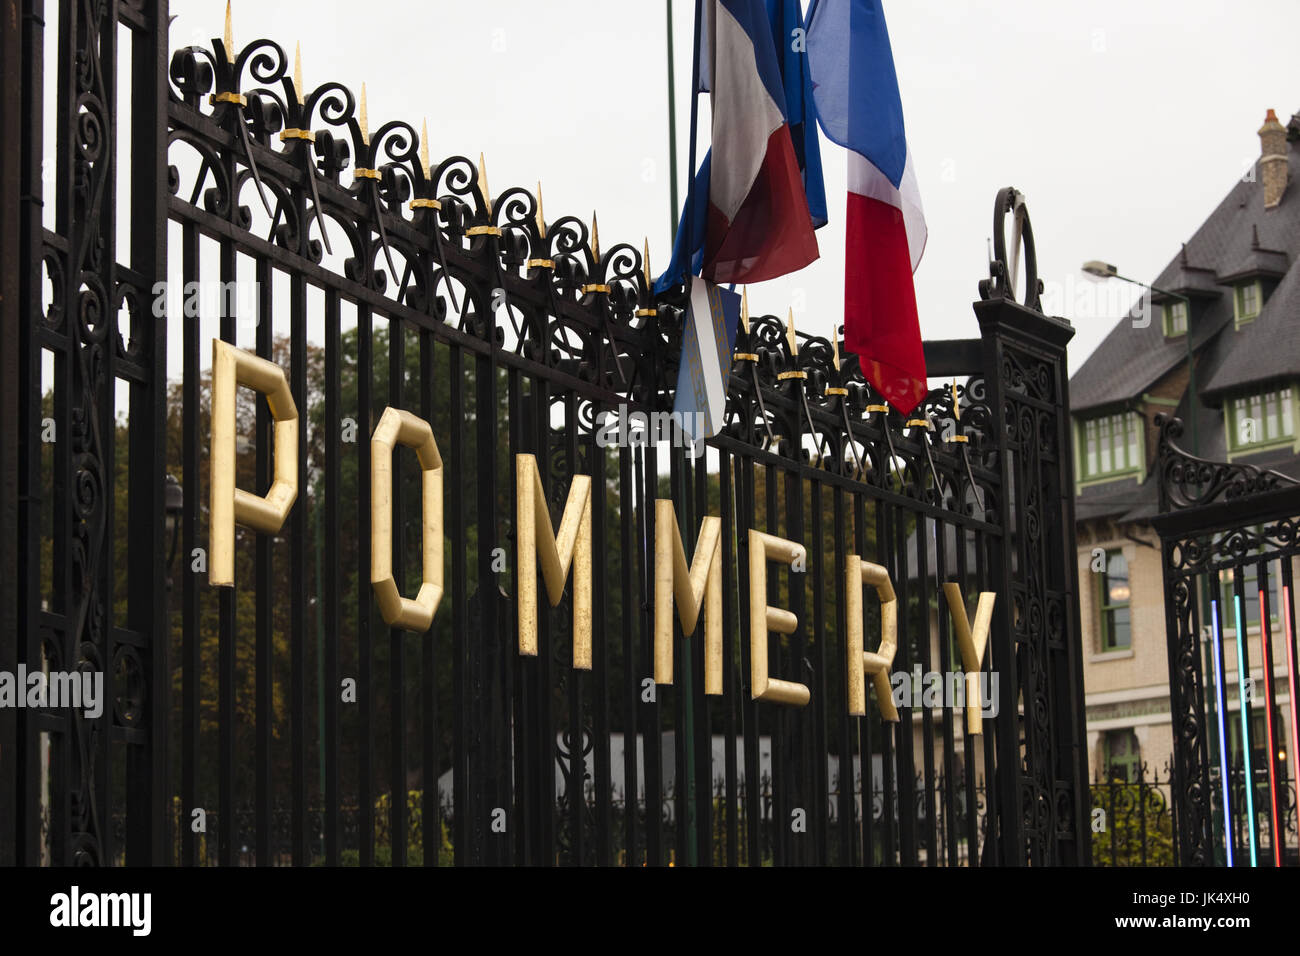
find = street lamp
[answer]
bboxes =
[1080,261,1199,458]
[1081,260,1118,280]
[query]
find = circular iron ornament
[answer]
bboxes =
[980,187,1040,311]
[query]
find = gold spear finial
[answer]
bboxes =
[642,238,652,288]
[787,307,798,356]
[833,332,841,371]
[536,182,546,239]
[359,82,370,145]
[952,378,960,420]
[590,211,601,262]
[419,118,431,178]
[740,286,750,333]
[478,152,491,215]
[224,0,234,54]
[293,42,303,100]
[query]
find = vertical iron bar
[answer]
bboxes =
[619,442,639,865]
[356,302,374,866]
[894,491,915,864]
[180,220,199,865]
[125,0,170,864]
[642,443,663,865]
[693,441,711,866]
[810,477,829,864]
[719,451,739,867]
[739,451,759,865]
[418,328,437,866]
[832,486,852,864]
[217,240,236,867]
[854,492,873,866]
[389,316,407,866]
[253,258,273,865]
[451,343,472,862]
[935,514,958,865]
[1258,557,1280,865]
[590,407,612,866]
[323,287,341,864]
[289,269,308,863]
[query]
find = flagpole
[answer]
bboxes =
[666,0,680,236]
[677,0,704,869]
[683,0,704,281]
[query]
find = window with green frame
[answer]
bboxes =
[1215,530,1284,630]
[1226,387,1295,452]
[1098,549,1131,651]
[1162,300,1187,337]
[1234,281,1261,326]
[1102,729,1140,782]
[1078,412,1143,483]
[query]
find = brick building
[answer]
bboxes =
[1070,110,1300,783]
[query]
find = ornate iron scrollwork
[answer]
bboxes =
[1156,414,1298,511]
[979,187,1040,312]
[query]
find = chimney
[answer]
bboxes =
[1258,109,1288,209]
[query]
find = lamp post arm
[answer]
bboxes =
[1111,272,1191,305]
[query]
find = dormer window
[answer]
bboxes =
[1162,300,1188,337]
[1234,281,1262,327]
[1226,386,1296,454]
[1077,411,1144,484]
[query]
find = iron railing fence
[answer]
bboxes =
[1153,413,1300,865]
[5,1,1089,865]
[105,765,1192,867]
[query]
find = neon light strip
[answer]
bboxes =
[1284,584,1299,869]
[1260,589,1281,867]
[1211,599,1234,867]
[1234,592,1258,866]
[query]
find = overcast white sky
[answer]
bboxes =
[164,0,1300,375]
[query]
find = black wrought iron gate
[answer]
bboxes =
[1,0,1089,866]
[1153,416,1300,866]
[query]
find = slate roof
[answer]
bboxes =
[1203,256,1300,395]
[1068,112,1300,523]
[1071,141,1300,413]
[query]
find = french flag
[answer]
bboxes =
[807,0,928,414]
[658,0,820,291]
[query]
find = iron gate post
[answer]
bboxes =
[976,294,1091,865]
[129,0,172,867]
[0,0,26,867]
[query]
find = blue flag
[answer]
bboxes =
[767,0,827,228]
[657,0,827,293]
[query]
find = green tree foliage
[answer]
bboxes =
[1091,783,1176,865]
